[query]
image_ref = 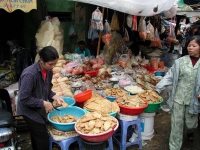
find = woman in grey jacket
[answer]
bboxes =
[156,35,200,150]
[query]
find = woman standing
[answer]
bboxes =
[156,35,200,150]
[17,46,64,150]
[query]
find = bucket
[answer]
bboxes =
[140,113,155,137]
[81,138,106,150]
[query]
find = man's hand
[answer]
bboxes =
[52,95,64,105]
[198,95,200,100]
[43,101,54,113]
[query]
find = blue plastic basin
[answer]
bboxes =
[48,106,86,131]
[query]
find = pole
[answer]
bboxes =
[96,7,105,56]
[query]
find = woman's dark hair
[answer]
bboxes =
[189,35,200,46]
[39,46,59,62]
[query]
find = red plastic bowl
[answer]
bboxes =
[116,100,148,115]
[84,70,99,77]
[75,117,119,142]
[74,90,92,102]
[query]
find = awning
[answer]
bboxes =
[0,0,37,13]
[68,0,176,16]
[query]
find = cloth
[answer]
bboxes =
[169,102,198,150]
[190,56,199,66]
[174,57,200,105]
[74,47,91,58]
[23,116,49,150]
[17,62,55,124]
[156,55,200,115]
[41,69,47,80]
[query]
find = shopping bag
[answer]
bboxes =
[150,28,162,47]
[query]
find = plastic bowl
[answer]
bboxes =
[161,105,170,112]
[116,100,148,115]
[144,98,164,113]
[75,116,119,142]
[48,106,86,131]
[100,91,130,102]
[61,97,76,106]
[84,70,99,77]
[74,90,92,102]
[155,71,165,76]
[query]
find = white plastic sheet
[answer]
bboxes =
[69,0,176,16]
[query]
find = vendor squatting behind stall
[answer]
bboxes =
[17,46,64,150]
[156,35,200,150]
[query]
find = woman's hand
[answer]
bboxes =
[198,95,200,100]
[43,101,54,113]
[52,95,64,105]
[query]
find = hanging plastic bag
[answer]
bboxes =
[131,15,137,31]
[69,25,76,37]
[123,28,129,42]
[166,25,177,43]
[110,11,120,31]
[146,22,154,41]
[139,19,147,40]
[92,7,103,31]
[88,25,99,40]
[126,15,132,28]
[102,20,112,45]
[138,17,145,32]
[150,28,162,47]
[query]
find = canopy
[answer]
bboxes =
[68,0,176,16]
[0,0,37,13]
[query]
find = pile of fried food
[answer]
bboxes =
[117,95,146,107]
[52,100,68,108]
[124,85,144,94]
[103,87,128,97]
[51,114,78,123]
[83,93,119,114]
[75,112,117,134]
[138,90,162,103]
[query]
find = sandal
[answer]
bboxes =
[187,132,194,141]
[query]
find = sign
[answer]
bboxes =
[0,0,37,13]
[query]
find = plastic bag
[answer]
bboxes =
[150,28,162,47]
[92,7,103,31]
[68,25,76,37]
[117,54,129,68]
[64,61,79,73]
[72,66,84,75]
[131,15,137,31]
[88,25,99,40]
[110,11,120,31]
[123,28,129,42]
[89,56,97,65]
[146,22,154,41]
[96,54,105,65]
[139,19,147,40]
[126,15,132,28]
[166,26,177,43]
[102,20,112,45]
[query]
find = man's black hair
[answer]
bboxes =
[78,41,85,45]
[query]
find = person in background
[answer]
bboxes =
[156,35,200,150]
[74,40,91,58]
[17,46,64,150]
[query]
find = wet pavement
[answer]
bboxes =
[16,110,200,150]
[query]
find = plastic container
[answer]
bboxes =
[100,91,130,102]
[155,71,165,76]
[144,99,163,113]
[48,106,86,131]
[139,113,155,137]
[116,100,148,115]
[81,139,106,150]
[75,117,119,142]
[74,90,92,102]
[61,97,76,106]
[84,70,99,77]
